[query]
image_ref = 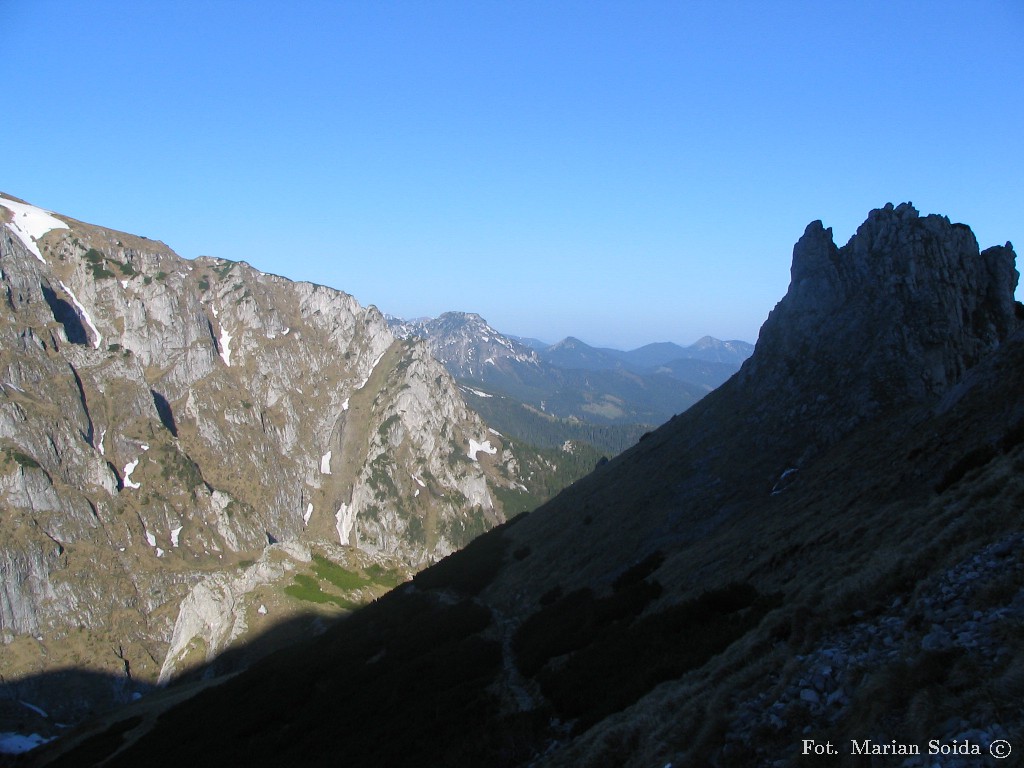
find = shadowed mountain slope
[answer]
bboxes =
[32,204,1023,767]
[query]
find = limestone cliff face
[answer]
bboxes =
[0,194,524,718]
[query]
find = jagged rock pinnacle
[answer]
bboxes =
[739,202,1019,451]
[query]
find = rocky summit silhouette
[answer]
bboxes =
[26,205,1024,767]
[740,202,1017,453]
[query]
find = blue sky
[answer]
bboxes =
[3,1,1022,349]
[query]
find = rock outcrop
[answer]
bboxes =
[739,202,1018,452]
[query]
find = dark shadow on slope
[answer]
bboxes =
[11,610,325,768]
[27,506,788,768]
[23,514,538,768]
[0,669,154,768]
[149,390,177,437]
[40,285,87,346]
[0,669,154,726]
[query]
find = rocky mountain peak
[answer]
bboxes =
[738,203,1019,451]
[437,310,486,325]
[551,336,584,349]
[388,311,541,382]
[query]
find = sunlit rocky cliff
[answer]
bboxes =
[0,193,535,725]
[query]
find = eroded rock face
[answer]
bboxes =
[0,194,527,722]
[739,202,1019,450]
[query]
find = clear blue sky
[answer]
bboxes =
[3,1,1022,349]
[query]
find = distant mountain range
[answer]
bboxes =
[539,335,753,370]
[388,312,753,444]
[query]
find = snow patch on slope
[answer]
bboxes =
[57,281,102,349]
[218,326,233,366]
[335,503,356,545]
[0,731,54,755]
[355,350,387,390]
[0,196,68,263]
[123,459,141,489]
[467,439,498,461]
[18,701,48,719]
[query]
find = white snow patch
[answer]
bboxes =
[170,525,183,547]
[771,467,799,496]
[258,604,268,615]
[120,279,129,289]
[97,428,106,455]
[0,197,68,263]
[57,281,102,349]
[141,443,150,451]
[156,547,164,558]
[282,327,290,336]
[320,451,332,474]
[356,351,387,390]
[463,387,492,398]
[18,701,48,719]
[410,473,426,488]
[145,531,156,548]
[123,459,141,489]
[488,427,503,437]
[484,357,496,365]
[342,398,350,411]
[218,326,233,366]
[0,732,54,754]
[467,439,498,461]
[303,503,313,526]
[335,503,356,545]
